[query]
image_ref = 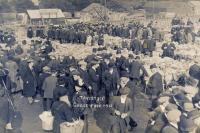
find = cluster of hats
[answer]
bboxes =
[156,96,199,133]
[150,75,200,133]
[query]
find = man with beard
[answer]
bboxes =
[111,86,135,133]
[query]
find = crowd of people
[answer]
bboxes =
[171,17,196,44]
[1,15,200,133]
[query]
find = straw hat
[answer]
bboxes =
[165,109,181,123]
[184,102,195,112]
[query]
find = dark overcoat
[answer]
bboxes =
[51,101,73,133]
[19,61,36,97]
[147,72,163,97]
[111,96,134,133]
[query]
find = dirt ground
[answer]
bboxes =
[12,92,150,133]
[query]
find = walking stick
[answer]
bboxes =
[2,78,23,129]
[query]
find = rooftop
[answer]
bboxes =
[27,9,65,19]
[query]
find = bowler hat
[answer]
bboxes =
[183,102,195,112]
[165,109,181,123]
[150,64,157,69]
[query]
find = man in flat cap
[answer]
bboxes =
[42,70,58,111]
[37,66,51,97]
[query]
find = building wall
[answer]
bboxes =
[28,18,65,25]
[0,13,17,23]
[194,7,200,16]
